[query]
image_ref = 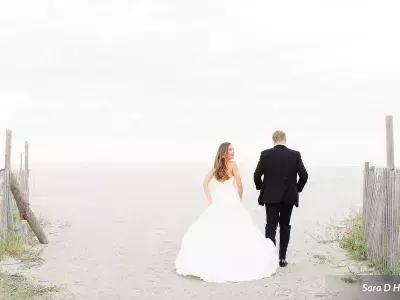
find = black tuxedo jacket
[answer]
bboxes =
[253,145,308,207]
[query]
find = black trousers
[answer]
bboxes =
[265,202,294,228]
[264,202,294,260]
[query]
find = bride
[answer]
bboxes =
[174,142,279,283]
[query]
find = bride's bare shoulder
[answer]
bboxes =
[226,161,238,173]
[227,160,237,168]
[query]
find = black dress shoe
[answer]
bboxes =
[279,225,291,265]
[279,259,288,267]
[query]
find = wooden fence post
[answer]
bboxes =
[24,141,29,202]
[386,115,395,169]
[363,161,369,243]
[8,172,48,244]
[385,115,396,272]
[4,130,12,230]
[0,137,47,244]
[4,130,11,170]
[19,153,23,190]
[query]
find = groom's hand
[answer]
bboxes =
[253,153,264,189]
[296,152,308,192]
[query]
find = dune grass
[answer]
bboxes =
[0,231,25,260]
[338,210,399,275]
[0,218,57,299]
[339,211,368,261]
[0,229,43,262]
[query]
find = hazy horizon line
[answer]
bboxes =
[22,160,369,168]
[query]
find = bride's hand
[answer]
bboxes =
[232,162,243,200]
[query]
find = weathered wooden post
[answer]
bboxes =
[4,130,11,170]
[386,115,395,169]
[24,141,29,202]
[19,153,24,192]
[363,161,369,243]
[4,130,12,230]
[385,115,396,272]
[9,172,48,244]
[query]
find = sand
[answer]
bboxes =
[19,163,366,299]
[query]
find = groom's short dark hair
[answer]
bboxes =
[272,130,286,142]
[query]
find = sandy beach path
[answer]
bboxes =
[23,163,364,299]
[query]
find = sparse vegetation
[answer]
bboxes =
[0,226,44,263]
[338,211,368,260]
[0,231,24,260]
[0,217,56,299]
[338,210,399,275]
[0,272,58,300]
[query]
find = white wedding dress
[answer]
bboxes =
[174,176,279,283]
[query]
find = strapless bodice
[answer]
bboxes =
[210,176,240,205]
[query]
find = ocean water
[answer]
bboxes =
[27,162,365,245]
[28,162,364,220]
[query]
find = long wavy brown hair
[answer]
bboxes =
[213,142,231,181]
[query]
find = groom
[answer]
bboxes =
[253,130,308,267]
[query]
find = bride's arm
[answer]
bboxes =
[203,168,214,204]
[232,162,243,200]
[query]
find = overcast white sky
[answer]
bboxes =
[0,0,399,166]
